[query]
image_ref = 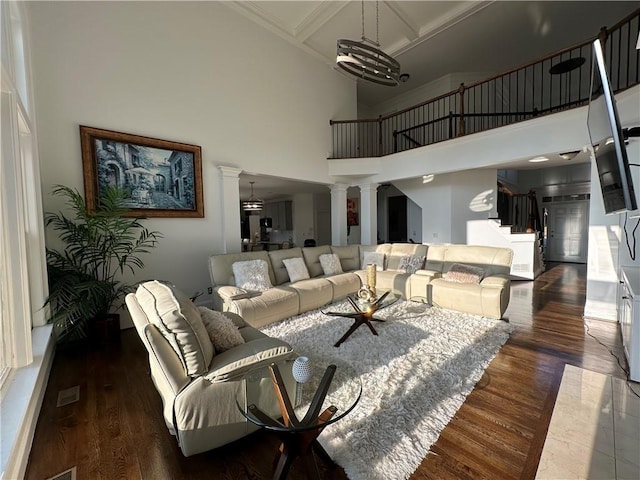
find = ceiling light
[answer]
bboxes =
[422,174,434,183]
[559,150,580,160]
[336,0,400,87]
[242,181,263,212]
[529,156,549,163]
[548,57,586,75]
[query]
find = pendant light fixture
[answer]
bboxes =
[336,0,400,86]
[242,181,263,212]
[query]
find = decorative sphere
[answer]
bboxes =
[292,356,313,383]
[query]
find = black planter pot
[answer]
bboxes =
[90,313,121,344]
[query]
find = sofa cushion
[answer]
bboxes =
[232,259,273,292]
[319,253,343,275]
[424,244,446,272]
[135,281,214,377]
[444,263,485,284]
[229,287,299,329]
[360,244,392,268]
[269,248,305,285]
[441,245,513,277]
[387,243,428,270]
[197,307,245,353]
[283,257,311,282]
[330,245,360,271]
[326,272,362,301]
[302,245,332,277]
[288,278,333,312]
[362,251,385,270]
[397,254,426,274]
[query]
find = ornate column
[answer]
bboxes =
[329,184,348,246]
[218,166,243,253]
[358,183,379,245]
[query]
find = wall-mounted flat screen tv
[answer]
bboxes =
[587,38,637,214]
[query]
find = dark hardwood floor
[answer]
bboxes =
[25,263,629,480]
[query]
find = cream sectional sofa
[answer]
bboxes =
[208,243,513,327]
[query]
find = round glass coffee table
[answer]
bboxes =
[237,357,362,480]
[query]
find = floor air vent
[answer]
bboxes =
[46,466,76,480]
[56,386,80,407]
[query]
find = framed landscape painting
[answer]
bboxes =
[80,125,204,218]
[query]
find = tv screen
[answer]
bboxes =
[587,38,637,214]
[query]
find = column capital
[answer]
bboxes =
[329,183,349,194]
[218,165,243,178]
[357,183,380,193]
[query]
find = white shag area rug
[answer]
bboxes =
[260,300,513,480]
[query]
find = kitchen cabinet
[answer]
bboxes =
[262,201,292,230]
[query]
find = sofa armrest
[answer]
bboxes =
[480,275,510,288]
[413,269,442,278]
[205,337,294,382]
[215,285,253,300]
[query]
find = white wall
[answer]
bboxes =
[394,169,497,244]
[28,1,356,317]
[314,191,332,246]
[292,193,313,246]
[585,159,622,321]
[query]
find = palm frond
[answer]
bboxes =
[44,184,162,342]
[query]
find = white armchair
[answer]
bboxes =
[125,280,294,456]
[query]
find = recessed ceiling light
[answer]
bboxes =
[422,174,434,183]
[529,156,549,163]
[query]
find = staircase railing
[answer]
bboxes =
[329,9,639,159]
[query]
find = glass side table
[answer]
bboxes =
[237,357,361,480]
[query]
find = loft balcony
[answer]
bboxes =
[329,9,639,160]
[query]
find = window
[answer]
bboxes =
[0,1,47,383]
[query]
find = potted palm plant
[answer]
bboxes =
[45,185,162,343]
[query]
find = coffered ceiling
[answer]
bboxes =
[225,1,638,106]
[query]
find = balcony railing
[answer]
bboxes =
[329,9,640,159]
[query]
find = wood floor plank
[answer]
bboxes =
[25,263,629,480]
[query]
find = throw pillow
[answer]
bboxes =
[232,259,273,292]
[197,307,245,352]
[282,257,311,282]
[444,263,485,284]
[362,251,385,271]
[398,255,426,274]
[319,253,343,275]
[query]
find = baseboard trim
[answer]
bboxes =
[1,324,55,480]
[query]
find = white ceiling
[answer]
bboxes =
[231,1,638,200]
[226,1,637,106]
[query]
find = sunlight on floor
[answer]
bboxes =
[536,364,640,479]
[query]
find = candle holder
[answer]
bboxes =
[357,263,378,305]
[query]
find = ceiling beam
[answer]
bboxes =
[390,1,494,57]
[224,1,331,65]
[295,1,350,43]
[383,1,419,42]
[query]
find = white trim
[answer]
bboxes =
[0,324,54,480]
